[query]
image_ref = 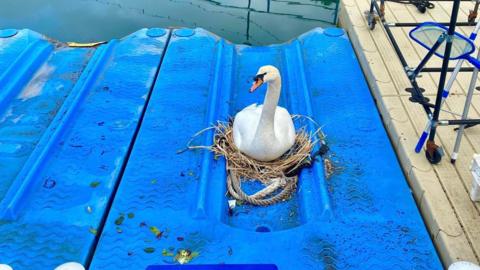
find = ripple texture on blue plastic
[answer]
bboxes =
[0,28,169,269]
[89,28,441,269]
[0,27,442,270]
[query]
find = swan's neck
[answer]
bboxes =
[255,78,281,140]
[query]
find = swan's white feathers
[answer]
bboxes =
[232,104,260,149]
[232,65,296,161]
[233,104,295,161]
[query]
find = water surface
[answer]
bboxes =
[0,0,339,45]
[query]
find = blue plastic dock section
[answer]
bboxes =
[0,28,169,269]
[0,27,442,269]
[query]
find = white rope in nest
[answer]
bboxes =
[186,116,326,206]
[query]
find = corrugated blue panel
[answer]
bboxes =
[0,28,169,269]
[0,44,92,203]
[88,28,442,270]
[0,27,441,269]
[0,30,44,74]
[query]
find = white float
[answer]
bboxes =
[54,262,85,270]
[470,154,480,202]
[449,261,480,270]
[0,264,13,270]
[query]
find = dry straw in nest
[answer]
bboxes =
[188,116,324,206]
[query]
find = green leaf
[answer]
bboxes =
[90,181,101,188]
[89,227,97,235]
[149,226,163,238]
[115,227,123,233]
[144,247,155,254]
[115,215,125,226]
[162,249,174,256]
[151,179,158,184]
[127,213,134,219]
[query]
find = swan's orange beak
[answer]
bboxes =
[250,79,263,93]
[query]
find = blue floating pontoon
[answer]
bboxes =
[0,27,442,269]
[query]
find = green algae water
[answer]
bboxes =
[0,0,339,45]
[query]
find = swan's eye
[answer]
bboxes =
[253,72,267,82]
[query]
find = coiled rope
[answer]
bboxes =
[227,171,298,206]
[186,116,326,207]
[387,0,434,13]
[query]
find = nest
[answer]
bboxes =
[188,117,323,206]
[212,120,315,182]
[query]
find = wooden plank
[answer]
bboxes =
[402,96,480,257]
[354,0,419,96]
[339,2,399,98]
[391,1,480,261]
[411,167,478,264]
[446,95,480,199]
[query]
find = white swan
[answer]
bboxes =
[233,65,295,162]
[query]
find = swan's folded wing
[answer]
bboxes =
[232,119,243,148]
[274,107,296,146]
[232,104,261,149]
[242,103,259,111]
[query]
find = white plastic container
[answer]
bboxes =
[0,264,13,270]
[54,262,85,270]
[449,261,480,270]
[470,154,480,202]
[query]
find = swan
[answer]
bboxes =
[232,65,295,162]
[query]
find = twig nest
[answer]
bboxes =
[209,119,320,206]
